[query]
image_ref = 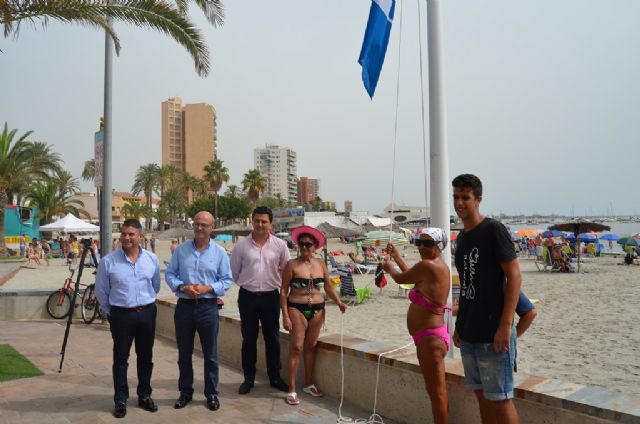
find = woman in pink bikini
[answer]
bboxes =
[382,227,450,424]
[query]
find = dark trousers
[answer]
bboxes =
[174,300,219,398]
[108,303,157,404]
[238,287,281,382]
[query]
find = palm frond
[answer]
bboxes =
[105,0,210,76]
[3,0,122,52]
[172,0,222,26]
[3,0,212,75]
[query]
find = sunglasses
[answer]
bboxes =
[414,239,437,248]
[298,241,315,249]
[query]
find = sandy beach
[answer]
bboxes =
[4,237,639,396]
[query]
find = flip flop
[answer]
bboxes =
[286,392,300,405]
[302,384,323,397]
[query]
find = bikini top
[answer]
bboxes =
[408,288,450,315]
[290,277,324,289]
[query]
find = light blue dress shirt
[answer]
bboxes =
[165,240,233,299]
[95,248,161,315]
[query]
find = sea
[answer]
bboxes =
[508,222,640,253]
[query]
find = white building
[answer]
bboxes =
[254,144,297,203]
[379,203,430,226]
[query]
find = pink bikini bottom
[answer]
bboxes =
[412,324,450,351]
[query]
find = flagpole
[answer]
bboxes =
[426,0,453,357]
[101,24,113,257]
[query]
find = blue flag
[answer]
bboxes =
[358,0,396,98]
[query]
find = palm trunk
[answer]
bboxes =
[0,190,8,254]
[214,194,219,225]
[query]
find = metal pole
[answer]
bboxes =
[426,0,453,357]
[101,27,113,256]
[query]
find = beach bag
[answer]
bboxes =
[374,263,387,288]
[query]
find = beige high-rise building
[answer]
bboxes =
[161,97,217,178]
[297,177,319,205]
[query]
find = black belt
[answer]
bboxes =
[178,297,217,304]
[112,303,154,312]
[241,287,278,296]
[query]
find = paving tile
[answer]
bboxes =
[0,320,394,424]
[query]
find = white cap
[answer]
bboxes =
[419,227,448,250]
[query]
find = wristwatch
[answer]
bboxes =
[177,284,185,293]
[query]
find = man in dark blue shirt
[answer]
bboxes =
[95,218,161,418]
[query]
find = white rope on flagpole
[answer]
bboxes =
[336,309,414,424]
[387,0,404,240]
[416,0,429,215]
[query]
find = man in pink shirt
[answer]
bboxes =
[230,206,290,395]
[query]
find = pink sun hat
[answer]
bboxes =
[290,225,326,249]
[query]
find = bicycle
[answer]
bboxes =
[46,266,102,324]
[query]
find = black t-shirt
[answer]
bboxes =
[454,218,517,343]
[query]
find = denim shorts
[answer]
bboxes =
[460,328,516,401]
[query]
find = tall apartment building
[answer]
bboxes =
[297,177,320,205]
[254,144,297,203]
[344,200,353,215]
[161,97,217,179]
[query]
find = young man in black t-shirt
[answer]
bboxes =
[451,174,521,424]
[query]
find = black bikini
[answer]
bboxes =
[288,277,325,320]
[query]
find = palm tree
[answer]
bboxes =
[224,184,240,198]
[23,182,89,224]
[132,163,159,229]
[81,158,102,226]
[203,159,229,221]
[81,159,95,183]
[1,0,221,76]
[52,170,80,196]
[121,200,143,220]
[154,206,170,231]
[241,169,266,207]
[6,140,62,204]
[0,123,62,251]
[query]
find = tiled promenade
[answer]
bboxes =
[0,319,379,424]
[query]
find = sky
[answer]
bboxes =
[2,0,640,217]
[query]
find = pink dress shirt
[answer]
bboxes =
[230,233,290,292]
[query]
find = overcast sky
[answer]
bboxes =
[2,0,639,216]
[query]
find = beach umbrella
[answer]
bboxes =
[542,230,564,238]
[617,237,640,247]
[599,233,620,241]
[362,230,409,247]
[549,220,611,272]
[156,227,193,240]
[514,229,539,237]
[565,233,598,242]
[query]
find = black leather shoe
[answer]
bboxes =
[113,402,127,418]
[238,380,254,395]
[270,378,289,392]
[138,397,158,412]
[174,394,192,409]
[207,395,220,411]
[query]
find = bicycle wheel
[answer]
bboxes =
[46,290,72,319]
[81,284,99,324]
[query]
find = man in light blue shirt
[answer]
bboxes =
[95,218,160,419]
[166,211,233,412]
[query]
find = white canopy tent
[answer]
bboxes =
[39,213,100,233]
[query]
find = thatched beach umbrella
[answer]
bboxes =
[548,220,610,272]
[156,227,193,240]
[315,222,363,240]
